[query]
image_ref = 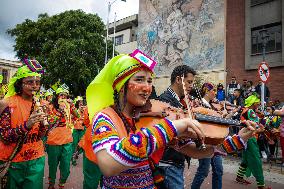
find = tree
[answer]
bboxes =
[8,10,113,96]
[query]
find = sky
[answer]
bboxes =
[0,0,139,60]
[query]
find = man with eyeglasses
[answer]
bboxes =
[0,61,47,189]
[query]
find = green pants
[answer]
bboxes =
[83,153,102,189]
[6,156,45,189]
[47,143,73,184]
[72,129,85,153]
[237,138,265,186]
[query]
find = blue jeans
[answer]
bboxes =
[160,164,184,189]
[191,155,223,189]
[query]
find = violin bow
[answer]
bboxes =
[181,76,193,119]
[181,75,206,150]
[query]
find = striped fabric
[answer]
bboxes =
[91,112,177,167]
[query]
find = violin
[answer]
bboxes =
[135,99,235,146]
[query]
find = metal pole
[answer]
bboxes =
[112,12,117,58]
[104,2,111,64]
[261,32,266,111]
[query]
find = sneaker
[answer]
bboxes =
[261,151,267,159]
[235,177,252,185]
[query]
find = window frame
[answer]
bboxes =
[251,22,282,56]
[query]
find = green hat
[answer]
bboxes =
[245,95,260,107]
[56,87,69,95]
[74,96,83,104]
[45,91,53,97]
[86,50,157,121]
[5,66,41,98]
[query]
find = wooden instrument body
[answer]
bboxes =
[136,100,230,145]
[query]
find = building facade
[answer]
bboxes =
[108,14,138,54]
[227,0,284,101]
[0,58,22,84]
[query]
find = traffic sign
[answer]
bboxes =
[258,62,270,83]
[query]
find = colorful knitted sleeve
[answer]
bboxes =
[91,112,177,166]
[0,107,29,144]
[219,134,246,154]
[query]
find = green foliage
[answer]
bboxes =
[7,10,113,96]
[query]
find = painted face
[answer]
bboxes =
[126,70,153,107]
[78,100,83,107]
[179,73,194,96]
[46,95,53,102]
[252,102,260,110]
[22,76,41,96]
[58,93,68,100]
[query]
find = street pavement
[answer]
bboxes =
[43,155,284,189]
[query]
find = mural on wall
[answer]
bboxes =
[138,0,225,75]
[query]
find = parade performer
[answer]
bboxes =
[46,87,79,189]
[86,50,259,189]
[158,65,197,188]
[235,95,270,189]
[71,96,87,166]
[0,75,5,99]
[78,123,102,189]
[191,83,223,189]
[41,89,54,149]
[0,62,47,189]
[273,106,284,166]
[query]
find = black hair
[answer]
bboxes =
[234,89,242,93]
[112,81,136,134]
[170,65,196,85]
[75,100,82,109]
[52,94,60,110]
[14,78,24,94]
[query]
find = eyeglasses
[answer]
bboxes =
[23,80,41,86]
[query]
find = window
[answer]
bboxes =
[251,0,274,6]
[2,69,8,84]
[251,22,281,55]
[115,35,123,45]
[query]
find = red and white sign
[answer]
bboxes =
[258,62,270,83]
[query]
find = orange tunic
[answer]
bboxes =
[0,95,45,162]
[46,104,77,145]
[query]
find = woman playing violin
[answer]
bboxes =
[85,51,263,189]
[191,82,225,189]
